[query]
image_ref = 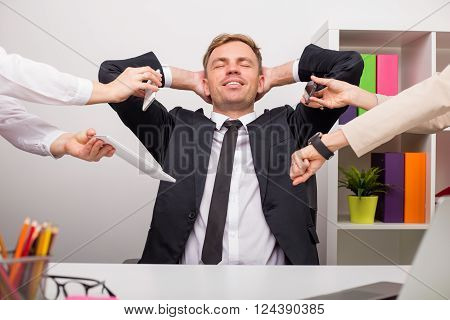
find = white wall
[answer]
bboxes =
[1,0,448,263]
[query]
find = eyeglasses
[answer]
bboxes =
[41,275,116,300]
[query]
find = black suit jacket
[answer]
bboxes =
[99,44,363,265]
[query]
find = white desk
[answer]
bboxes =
[47,263,410,299]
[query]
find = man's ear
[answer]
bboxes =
[257,74,265,94]
[203,77,210,97]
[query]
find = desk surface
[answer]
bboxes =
[47,263,410,299]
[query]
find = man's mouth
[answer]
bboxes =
[223,79,244,88]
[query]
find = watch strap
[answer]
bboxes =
[309,133,334,160]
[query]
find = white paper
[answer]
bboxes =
[142,69,160,112]
[94,135,176,183]
[142,83,156,111]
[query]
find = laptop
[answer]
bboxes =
[309,197,450,300]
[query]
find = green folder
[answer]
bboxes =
[358,54,376,116]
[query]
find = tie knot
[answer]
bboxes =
[223,120,242,130]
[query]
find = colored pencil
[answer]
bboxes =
[13,218,30,259]
[47,227,59,256]
[0,233,7,259]
[9,218,31,284]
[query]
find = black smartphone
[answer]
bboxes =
[303,80,325,104]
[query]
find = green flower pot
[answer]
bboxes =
[347,195,378,224]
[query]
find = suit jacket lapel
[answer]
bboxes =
[247,115,270,205]
[193,109,216,210]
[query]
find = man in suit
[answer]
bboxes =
[290,66,450,185]
[99,34,363,265]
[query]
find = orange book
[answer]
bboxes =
[404,153,426,223]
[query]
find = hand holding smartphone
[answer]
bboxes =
[303,80,325,104]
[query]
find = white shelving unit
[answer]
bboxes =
[312,22,450,265]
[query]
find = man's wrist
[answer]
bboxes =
[321,130,349,153]
[170,66,197,91]
[49,132,71,158]
[267,61,296,88]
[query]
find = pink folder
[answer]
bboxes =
[376,55,398,96]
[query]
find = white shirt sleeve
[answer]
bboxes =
[0,95,65,157]
[292,59,300,83]
[0,47,93,105]
[162,65,172,88]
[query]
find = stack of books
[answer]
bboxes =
[371,152,426,223]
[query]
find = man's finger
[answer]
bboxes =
[311,75,332,86]
[85,137,98,148]
[313,88,325,98]
[74,129,94,144]
[86,128,96,138]
[94,145,113,162]
[303,100,323,108]
[300,96,307,104]
[291,151,307,175]
[292,170,314,186]
[290,162,301,179]
[133,66,155,74]
[106,147,116,157]
[140,72,162,87]
[133,89,146,98]
[138,82,159,92]
[309,97,331,108]
[89,140,104,159]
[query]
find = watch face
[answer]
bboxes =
[308,132,319,144]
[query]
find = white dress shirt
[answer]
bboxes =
[0,46,93,156]
[181,111,286,265]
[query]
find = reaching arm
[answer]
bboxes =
[287,45,364,146]
[290,65,450,184]
[341,66,450,156]
[302,74,450,134]
[0,46,157,106]
[301,75,378,110]
[0,95,114,160]
[98,52,175,164]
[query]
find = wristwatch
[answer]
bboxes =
[308,132,334,160]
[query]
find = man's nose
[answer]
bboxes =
[226,63,240,75]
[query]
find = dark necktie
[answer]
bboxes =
[201,119,243,264]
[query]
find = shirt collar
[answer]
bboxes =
[210,111,256,132]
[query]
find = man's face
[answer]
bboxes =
[203,41,264,109]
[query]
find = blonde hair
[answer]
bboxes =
[202,33,262,74]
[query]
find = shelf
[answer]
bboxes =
[339,30,429,48]
[312,22,446,265]
[436,32,450,72]
[337,218,429,230]
[437,32,450,49]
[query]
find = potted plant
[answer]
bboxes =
[339,166,388,224]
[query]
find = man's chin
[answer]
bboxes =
[222,94,253,105]
[221,99,250,108]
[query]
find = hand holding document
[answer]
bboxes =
[94,135,176,183]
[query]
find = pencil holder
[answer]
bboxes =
[0,256,49,300]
